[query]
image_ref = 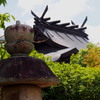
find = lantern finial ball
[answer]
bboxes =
[16,20,21,25]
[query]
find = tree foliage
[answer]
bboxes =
[29,49,100,100]
[70,43,100,68]
[0,13,15,29]
[43,64,100,100]
[0,0,7,6]
[83,45,100,68]
[0,0,15,30]
[0,44,10,60]
[70,49,87,67]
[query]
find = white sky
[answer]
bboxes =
[0,0,100,44]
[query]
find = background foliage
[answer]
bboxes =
[83,45,100,67]
[29,43,100,100]
[43,64,100,100]
[0,13,15,29]
[70,43,100,68]
[0,44,10,60]
[0,0,7,6]
[0,0,15,30]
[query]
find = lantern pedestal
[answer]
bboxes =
[2,85,42,100]
[0,56,59,100]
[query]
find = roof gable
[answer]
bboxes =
[31,6,89,50]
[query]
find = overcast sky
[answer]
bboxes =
[0,0,100,44]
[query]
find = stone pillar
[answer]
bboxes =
[0,21,59,100]
[2,85,42,100]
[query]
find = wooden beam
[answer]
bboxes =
[43,17,51,21]
[67,25,79,29]
[48,20,61,25]
[77,27,87,31]
[57,23,70,27]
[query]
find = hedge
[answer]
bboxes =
[43,62,100,100]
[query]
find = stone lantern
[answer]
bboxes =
[0,21,59,100]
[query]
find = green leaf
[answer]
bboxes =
[0,0,7,6]
[11,15,16,21]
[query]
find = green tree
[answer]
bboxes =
[70,43,99,67]
[83,45,100,68]
[0,0,15,30]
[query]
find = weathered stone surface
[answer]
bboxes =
[4,21,34,55]
[4,21,34,43]
[2,85,42,100]
[5,40,34,56]
[1,21,59,100]
[0,56,59,87]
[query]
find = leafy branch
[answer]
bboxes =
[0,0,7,6]
[0,13,15,29]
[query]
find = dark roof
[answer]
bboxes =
[46,47,78,62]
[31,6,89,63]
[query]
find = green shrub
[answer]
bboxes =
[29,50,100,100]
[43,63,100,100]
